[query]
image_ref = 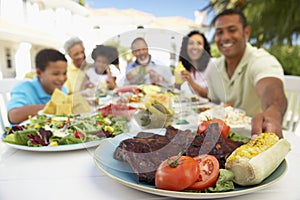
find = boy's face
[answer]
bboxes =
[37,60,68,95]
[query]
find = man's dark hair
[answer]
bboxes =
[179,30,211,72]
[213,9,248,28]
[35,49,67,71]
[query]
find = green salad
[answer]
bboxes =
[2,113,129,147]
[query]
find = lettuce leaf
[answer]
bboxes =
[229,132,250,143]
[27,128,52,146]
[13,129,39,145]
[2,134,17,144]
[59,134,83,145]
[205,169,235,193]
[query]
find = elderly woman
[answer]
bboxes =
[63,37,91,94]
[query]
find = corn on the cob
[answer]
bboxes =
[225,133,291,186]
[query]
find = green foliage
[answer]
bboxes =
[210,43,222,58]
[78,0,85,6]
[267,45,300,76]
[205,0,300,47]
[203,0,300,75]
[103,40,132,63]
[244,0,300,47]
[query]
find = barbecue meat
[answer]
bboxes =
[113,124,243,185]
[186,122,244,168]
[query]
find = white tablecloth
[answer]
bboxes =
[1,131,300,200]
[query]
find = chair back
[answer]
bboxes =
[0,79,22,132]
[283,75,300,132]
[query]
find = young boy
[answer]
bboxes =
[7,48,68,124]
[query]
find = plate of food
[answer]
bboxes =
[115,85,141,94]
[94,126,290,199]
[2,113,130,152]
[172,95,209,108]
[2,138,103,152]
[97,103,137,120]
[198,106,252,135]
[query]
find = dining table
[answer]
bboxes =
[0,127,299,200]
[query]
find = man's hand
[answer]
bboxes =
[149,70,168,85]
[126,71,136,84]
[252,77,287,139]
[251,110,283,138]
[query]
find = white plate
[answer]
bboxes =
[3,139,103,152]
[94,130,288,199]
[37,110,53,117]
[115,85,140,94]
[172,98,209,108]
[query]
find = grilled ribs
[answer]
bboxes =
[113,124,243,185]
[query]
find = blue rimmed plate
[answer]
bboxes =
[93,129,287,199]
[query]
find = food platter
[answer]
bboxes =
[172,96,210,108]
[172,100,210,110]
[115,85,140,94]
[2,111,130,152]
[3,138,103,152]
[93,131,288,199]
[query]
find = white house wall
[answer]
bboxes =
[0,0,207,79]
[0,0,92,78]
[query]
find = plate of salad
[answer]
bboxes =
[2,113,130,152]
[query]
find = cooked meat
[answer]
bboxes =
[113,131,173,162]
[113,124,243,185]
[186,123,244,167]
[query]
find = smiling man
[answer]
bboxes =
[124,37,173,86]
[206,9,287,138]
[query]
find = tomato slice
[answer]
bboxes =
[74,131,85,139]
[155,156,200,191]
[187,155,220,191]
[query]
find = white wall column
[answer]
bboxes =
[15,42,32,79]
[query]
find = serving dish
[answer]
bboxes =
[2,111,130,152]
[93,130,287,199]
[3,138,103,152]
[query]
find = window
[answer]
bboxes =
[5,48,12,69]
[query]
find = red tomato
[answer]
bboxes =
[74,131,85,139]
[155,156,200,191]
[197,118,230,138]
[197,121,210,134]
[98,103,136,118]
[187,155,220,191]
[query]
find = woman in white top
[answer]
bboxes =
[174,31,211,97]
[84,45,119,90]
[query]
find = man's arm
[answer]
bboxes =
[251,77,287,138]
